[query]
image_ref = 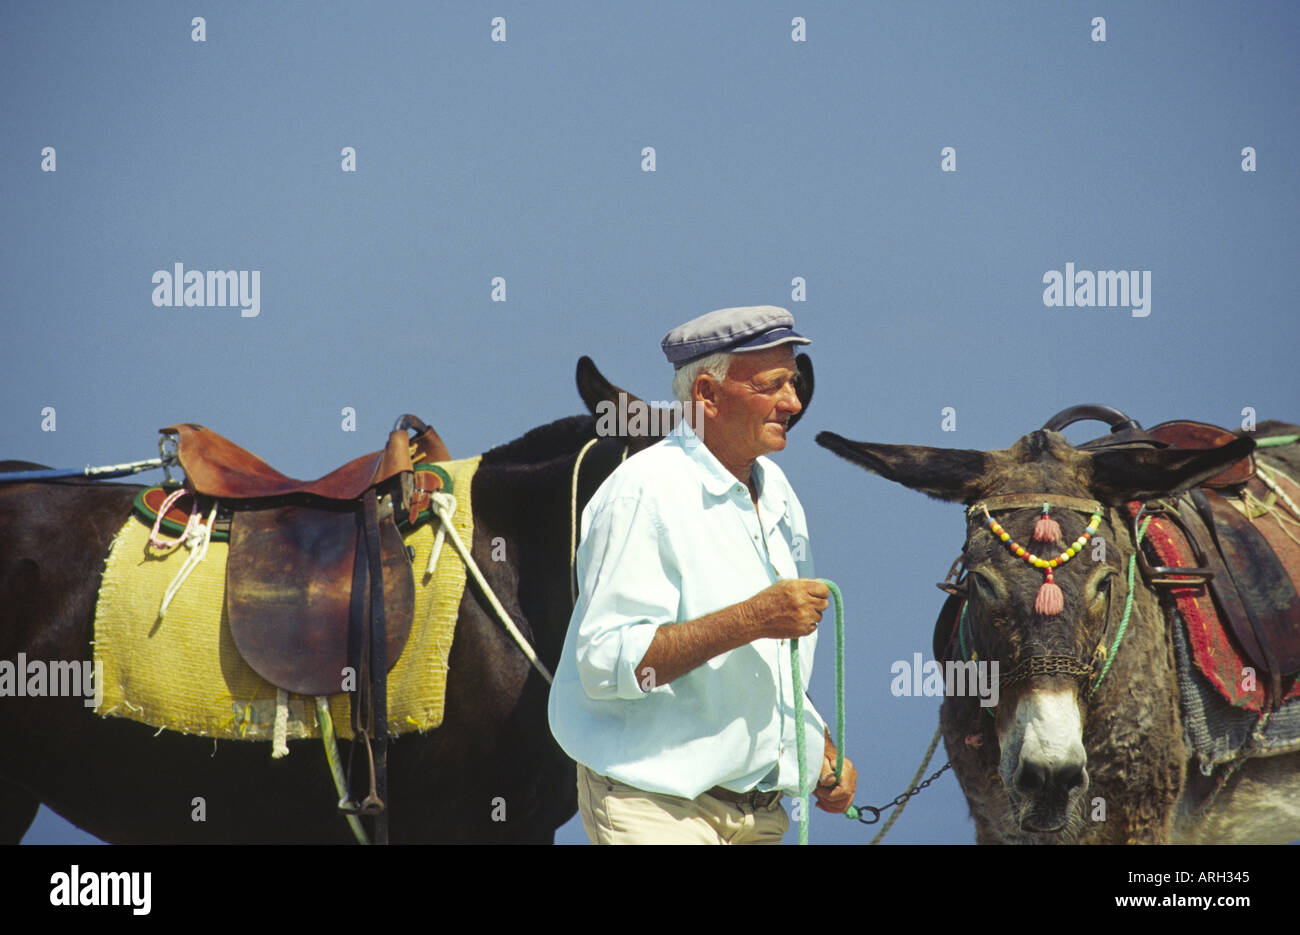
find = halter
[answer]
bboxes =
[973,494,1104,616]
[953,494,1140,702]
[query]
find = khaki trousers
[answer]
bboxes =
[576,763,789,845]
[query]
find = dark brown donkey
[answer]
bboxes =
[0,355,811,844]
[817,408,1300,844]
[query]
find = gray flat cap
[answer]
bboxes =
[661,305,810,366]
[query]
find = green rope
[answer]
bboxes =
[1256,434,1299,448]
[828,579,846,784]
[791,635,809,844]
[316,697,370,845]
[791,579,950,844]
[790,578,846,845]
[958,601,969,663]
[954,601,998,721]
[1089,515,1149,697]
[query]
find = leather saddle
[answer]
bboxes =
[1044,406,1300,708]
[158,414,451,838]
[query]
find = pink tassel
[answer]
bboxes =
[1033,510,1061,543]
[1035,579,1064,615]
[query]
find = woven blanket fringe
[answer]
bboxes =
[272,688,289,759]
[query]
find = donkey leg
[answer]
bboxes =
[0,778,40,844]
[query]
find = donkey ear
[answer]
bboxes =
[1088,436,1257,504]
[576,356,644,416]
[787,353,814,431]
[816,431,991,503]
[576,355,671,448]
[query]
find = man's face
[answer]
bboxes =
[696,346,803,462]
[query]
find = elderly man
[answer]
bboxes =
[548,306,857,844]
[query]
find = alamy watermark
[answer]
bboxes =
[0,655,103,708]
[890,652,999,708]
[50,865,150,915]
[151,262,261,317]
[1042,263,1150,318]
[594,394,704,443]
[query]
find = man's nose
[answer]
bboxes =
[777,380,801,413]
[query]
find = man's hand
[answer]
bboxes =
[634,579,828,691]
[747,578,829,640]
[813,729,857,814]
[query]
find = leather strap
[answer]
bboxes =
[707,786,782,808]
[970,494,1102,516]
[363,490,390,844]
[1173,496,1267,674]
[1190,488,1300,705]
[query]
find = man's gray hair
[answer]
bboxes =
[672,352,732,404]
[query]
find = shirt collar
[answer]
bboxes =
[671,422,792,526]
[670,421,739,498]
[755,459,790,533]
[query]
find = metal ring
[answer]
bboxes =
[856,805,882,824]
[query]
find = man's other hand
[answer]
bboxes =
[814,732,858,814]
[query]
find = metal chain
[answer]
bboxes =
[846,687,953,840]
[853,761,952,825]
[1001,654,1093,686]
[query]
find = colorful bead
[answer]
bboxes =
[978,504,1107,615]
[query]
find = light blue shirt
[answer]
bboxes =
[547,421,827,800]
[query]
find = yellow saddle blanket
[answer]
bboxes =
[93,456,481,743]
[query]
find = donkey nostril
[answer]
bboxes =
[1060,764,1085,792]
[1018,761,1085,797]
[1018,762,1046,794]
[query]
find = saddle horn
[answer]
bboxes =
[1041,405,1162,451]
[1042,404,1142,434]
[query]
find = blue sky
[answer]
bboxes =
[3,1,1298,846]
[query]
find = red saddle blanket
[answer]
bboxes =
[1133,468,1300,712]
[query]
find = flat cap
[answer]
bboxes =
[661,305,810,366]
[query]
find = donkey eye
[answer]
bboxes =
[967,572,996,600]
[1088,573,1116,604]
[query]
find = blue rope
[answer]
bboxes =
[0,458,165,483]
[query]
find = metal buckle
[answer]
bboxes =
[1131,501,1214,587]
[936,555,967,596]
[157,432,179,485]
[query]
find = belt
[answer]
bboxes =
[706,786,782,808]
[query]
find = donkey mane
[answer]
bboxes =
[480,415,597,467]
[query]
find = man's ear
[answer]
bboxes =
[693,372,720,419]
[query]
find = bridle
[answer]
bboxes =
[943,494,1137,706]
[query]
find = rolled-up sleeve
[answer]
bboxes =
[572,494,680,701]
